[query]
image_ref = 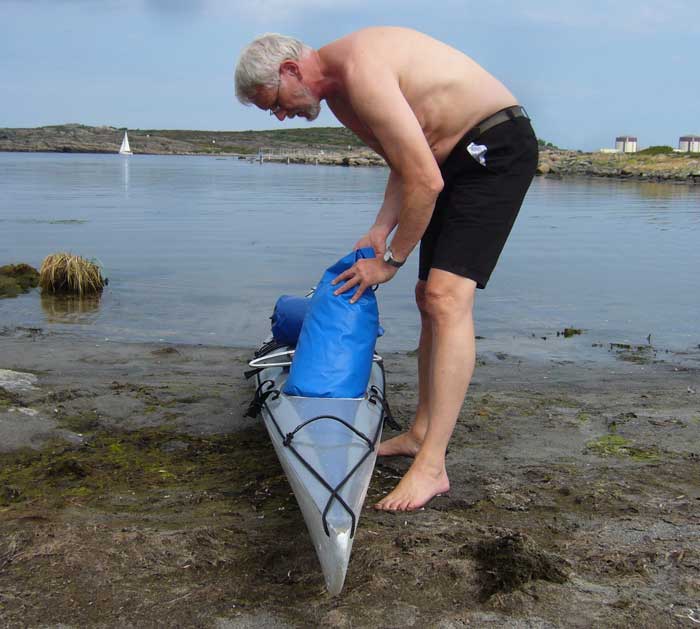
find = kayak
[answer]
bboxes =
[246,339,395,595]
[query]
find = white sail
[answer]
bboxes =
[119,131,132,156]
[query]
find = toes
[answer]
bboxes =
[384,497,400,511]
[374,497,393,510]
[375,492,404,512]
[389,496,409,512]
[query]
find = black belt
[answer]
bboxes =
[459,105,529,147]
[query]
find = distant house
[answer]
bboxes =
[679,135,700,152]
[615,136,638,153]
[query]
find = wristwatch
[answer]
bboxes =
[383,247,405,268]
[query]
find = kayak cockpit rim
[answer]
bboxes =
[248,350,386,371]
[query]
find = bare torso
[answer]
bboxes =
[319,27,518,164]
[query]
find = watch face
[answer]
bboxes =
[383,249,402,267]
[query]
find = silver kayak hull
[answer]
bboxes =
[252,345,386,595]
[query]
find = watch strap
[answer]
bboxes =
[383,247,405,268]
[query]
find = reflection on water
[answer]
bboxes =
[637,181,696,199]
[40,293,102,324]
[122,158,130,196]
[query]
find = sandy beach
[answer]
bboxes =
[0,325,698,627]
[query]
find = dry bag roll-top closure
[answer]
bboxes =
[281,248,379,398]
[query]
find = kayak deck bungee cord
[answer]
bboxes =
[246,340,398,595]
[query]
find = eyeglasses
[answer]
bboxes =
[269,82,282,116]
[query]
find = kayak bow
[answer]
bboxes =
[247,341,390,595]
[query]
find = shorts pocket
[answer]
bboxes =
[477,120,538,175]
[466,142,488,167]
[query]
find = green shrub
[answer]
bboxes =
[637,145,674,155]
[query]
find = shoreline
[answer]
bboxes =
[3,147,699,186]
[3,147,700,186]
[1,327,699,626]
[2,124,699,185]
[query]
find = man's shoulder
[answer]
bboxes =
[322,26,416,61]
[325,31,403,81]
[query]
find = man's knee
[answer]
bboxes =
[415,281,428,314]
[422,275,475,321]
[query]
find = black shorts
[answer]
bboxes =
[419,112,538,288]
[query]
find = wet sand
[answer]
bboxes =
[1,326,699,627]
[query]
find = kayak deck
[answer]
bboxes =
[251,345,387,595]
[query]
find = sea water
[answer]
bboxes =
[1,152,698,362]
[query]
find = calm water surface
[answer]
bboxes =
[1,153,699,362]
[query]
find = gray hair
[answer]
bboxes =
[234,33,311,105]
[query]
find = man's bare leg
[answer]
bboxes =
[377,280,432,457]
[375,270,476,511]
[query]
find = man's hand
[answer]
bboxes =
[354,225,391,257]
[332,257,398,303]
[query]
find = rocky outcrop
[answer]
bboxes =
[0,124,365,157]
[1,124,220,155]
[258,152,386,167]
[2,125,699,182]
[537,148,700,184]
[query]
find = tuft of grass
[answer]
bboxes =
[39,252,106,295]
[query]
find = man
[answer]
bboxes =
[234,27,538,512]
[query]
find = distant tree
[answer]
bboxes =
[537,138,559,150]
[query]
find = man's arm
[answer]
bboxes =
[344,61,443,262]
[355,170,402,254]
[375,169,402,233]
[332,60,443,301]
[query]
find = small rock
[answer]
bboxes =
[0,369,39,392]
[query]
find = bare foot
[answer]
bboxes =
[377,430,423,458]
[374,460,450,511]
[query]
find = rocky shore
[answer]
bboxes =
[1,327,699,627]
[2,124,700,183]
[0,124,365,159]
[538,148,700,185]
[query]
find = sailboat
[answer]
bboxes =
[119,131,133,156]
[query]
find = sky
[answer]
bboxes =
[1,0,699,151]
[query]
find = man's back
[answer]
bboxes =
[319,27,517,163]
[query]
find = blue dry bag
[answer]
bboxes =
[271,295,311,346]
[283,248,379,398]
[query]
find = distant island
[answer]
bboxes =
[1,124,699,184]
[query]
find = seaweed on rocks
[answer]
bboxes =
[0,263,39,298]
[471,531,568,600]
